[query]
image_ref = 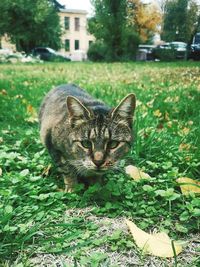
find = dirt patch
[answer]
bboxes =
[30,207,200,267]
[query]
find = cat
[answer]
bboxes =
[39,84,136,192]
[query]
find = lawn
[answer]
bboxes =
[0,62,200,267]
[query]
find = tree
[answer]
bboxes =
[161,0,199,43]
[51,0,65,9]
[90,0,127,60]
[127,0,162,43]
[89,0,140,61]
[0,0,62,53]
[187,1,200,44]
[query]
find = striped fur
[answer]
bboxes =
[39,84,136,191]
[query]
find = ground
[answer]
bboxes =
[0,62,200,266]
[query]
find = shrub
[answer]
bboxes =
[87,41,107,62]
[121,29,140,61]
[88,31,140,62]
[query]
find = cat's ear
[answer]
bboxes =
[67,96,93,121]
[111,94,136,123]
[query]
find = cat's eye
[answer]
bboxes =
[108,140,120,149]
[81,140,92,149]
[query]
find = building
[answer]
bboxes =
[0,34,16,51]
[0,8,95,60]
[59,9,95,59]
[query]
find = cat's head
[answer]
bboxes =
[66,94,136,176]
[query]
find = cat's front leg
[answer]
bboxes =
[63,176,77,192]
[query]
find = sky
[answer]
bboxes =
[59,0,93,15]
[58,0,200,15]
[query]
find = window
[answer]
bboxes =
[65,39,70,51]
[89,40,93,47]
[74,17,80,31]
[75,40,79,50]
[64,17,70,30]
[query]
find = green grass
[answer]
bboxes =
[0,62,200,266]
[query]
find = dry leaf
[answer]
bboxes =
[153,109,162,117]
[180,127,190,136]
[164,111,170,121]
[14,94,23,99]
[125,219,182,258]
[167,121,173,128]
[147,99,154,107]
[0,167,2,176]
[26,104,38,122]
[176,177,200,195]
[187,120,193,126]
[164,96,180,103]
[125,165,150,180]
[27,104,36,115]
[179,143,191,151]
[0,89,8,95]
[42,164,52,176]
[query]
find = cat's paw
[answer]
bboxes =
[63,176,76,193]
[64,185,74,193]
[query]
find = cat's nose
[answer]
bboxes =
[93,151,104,167]
[93,159,105,167]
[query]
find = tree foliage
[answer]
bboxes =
[89,0,135,61]
[0,0,62,53]
[161,0,199,43]
[127,0,162,43]
[89,0,142,61]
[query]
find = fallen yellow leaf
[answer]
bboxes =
[125,165,150,180]
[0,89,8,95]
[187,120,193,126]
[153,109,162,117]
[27,104,36,115]
[0,167,2,176]
[179,143,191,152]
[164,111,170,121]
[176,177,200,195]
[26,104,38,123]
[125,219,182,258]
[42,164,52,176]
[179,127,190,136]
[167,121,173,128]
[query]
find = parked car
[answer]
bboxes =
[170,42,187,59]
[152,42,187,61]
[32,47,70,62]
[189,43,200,60]
[136,45,156,61]
[188,33,200,60]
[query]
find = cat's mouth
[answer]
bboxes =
[92,166,108,173]
[93,160,117,173]
[74,159,116,176]
[84,166,110,176]
[95,167,108,172]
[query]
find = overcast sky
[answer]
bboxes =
[58,0,157,16]
[58,0,200,15]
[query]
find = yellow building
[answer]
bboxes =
[59,9,95,59]
[0,34,16,51]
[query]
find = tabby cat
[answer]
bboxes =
[39,84,136,191]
